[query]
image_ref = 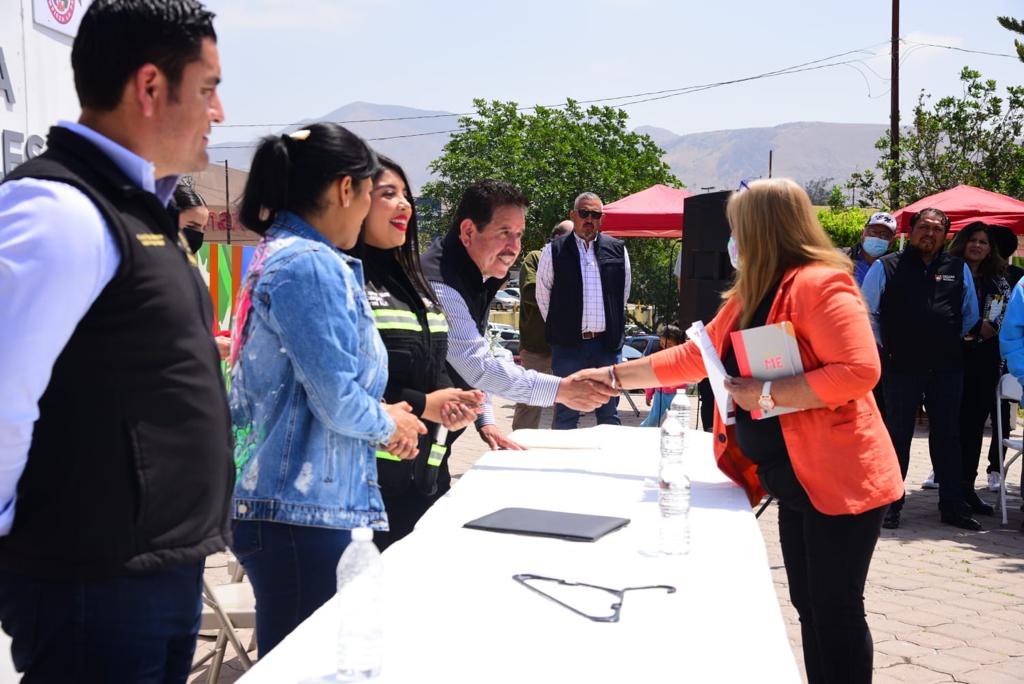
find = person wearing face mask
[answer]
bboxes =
[862,208,981,531]
[171,179,210,254]
[572,179,902,684]
[346,156,484,550]
[228,124,427,656]
[948,222,1009,516]
[536,192,632,429]
[843,212,897,286]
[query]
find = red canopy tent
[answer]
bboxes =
[892,184,1024,235]
[600,184,693,238]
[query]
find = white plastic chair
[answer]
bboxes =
[192,562,256,682]
[993,374,1023,525]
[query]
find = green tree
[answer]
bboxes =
[847,67,1024,209]
[421,99,682,323]
[818,207,869,248]
[803,176,835,206]
[998,15,1024,62]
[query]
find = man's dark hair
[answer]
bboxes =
[451,179,529,233]
[909,207,951,232]
[72,0,217,111]
[173,179,206,209]
[239,123,380,235]
[657,323,685,345]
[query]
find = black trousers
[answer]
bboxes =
[375,459,451,552]
[883,370,965,511]
[960,367,1001,485]
[779,500,887,684]
[697,378,714,433]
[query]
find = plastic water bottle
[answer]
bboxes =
[336,527,383,681]
[659,390,691,555]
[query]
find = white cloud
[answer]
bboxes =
[214,0,379,32]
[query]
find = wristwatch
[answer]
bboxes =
[758,381,776,413]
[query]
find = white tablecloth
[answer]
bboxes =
[239,425,800,683]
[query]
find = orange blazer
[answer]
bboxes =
[650,265,903,515]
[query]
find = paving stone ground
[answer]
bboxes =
[192,393,1024,683]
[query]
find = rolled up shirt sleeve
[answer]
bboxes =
[0,179,121,536]
[433,282,561,407]
[860,260,886,346]
[961,265,980,337]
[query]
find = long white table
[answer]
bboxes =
[238,425,800,683]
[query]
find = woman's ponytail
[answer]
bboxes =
[239,135,292,235]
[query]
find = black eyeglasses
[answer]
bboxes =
[576,210,603,220]
[513,573,675,622]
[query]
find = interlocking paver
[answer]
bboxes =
[874,663,954,682]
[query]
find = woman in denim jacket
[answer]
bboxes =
[228,123,426,655]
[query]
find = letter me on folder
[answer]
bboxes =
[685,321,736,426]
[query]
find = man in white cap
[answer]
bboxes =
[844,211,897,286]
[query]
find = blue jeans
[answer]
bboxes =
[550,337,621,430]
[883,370,965,511]
[0,561,204,683]
[230,520,352,656]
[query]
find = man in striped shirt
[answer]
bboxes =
[536,192,631,429]
[421,180,617,449]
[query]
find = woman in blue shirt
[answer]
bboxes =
[228,123,426,655]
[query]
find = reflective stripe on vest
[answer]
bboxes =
[427,442,446,466]
[426,312,448,334]
[372,308,423,332]
[375,449,402,462]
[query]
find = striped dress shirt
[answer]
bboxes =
[431,282,562,427]
[535,234,631,332]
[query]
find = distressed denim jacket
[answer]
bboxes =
[229,211,394,530]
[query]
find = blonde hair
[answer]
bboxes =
[722,178,852,327]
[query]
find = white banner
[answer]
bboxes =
[32,0,92,38]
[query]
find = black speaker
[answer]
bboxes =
[679,191,734,329]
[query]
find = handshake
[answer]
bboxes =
[557,367,619,412]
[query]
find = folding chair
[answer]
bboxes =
[993,373,1023,525]
[192,561,257,682]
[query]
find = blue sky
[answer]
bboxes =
[205,0,1024,145]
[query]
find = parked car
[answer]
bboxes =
[620,345,643,361]
[491,290,520,310]
[625,335,661,357]
[503,287,520,299]
[487,322,518,340]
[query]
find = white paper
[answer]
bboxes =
[686,321,736,426]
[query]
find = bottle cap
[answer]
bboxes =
[351,527,373,542]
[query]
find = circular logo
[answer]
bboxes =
[47,0,75,25]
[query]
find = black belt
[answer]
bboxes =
[581,331,604,340]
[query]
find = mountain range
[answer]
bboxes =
[209,102,888,194]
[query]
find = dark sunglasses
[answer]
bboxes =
[576,210,603,220]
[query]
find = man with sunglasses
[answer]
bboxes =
[537,192,631,429]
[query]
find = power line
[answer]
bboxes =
[211,41,889,131]
[902,41,1019,59]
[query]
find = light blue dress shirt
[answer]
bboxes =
[0,121,176,536]
[862,255,980,346]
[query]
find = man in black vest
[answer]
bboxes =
[0,2,232,680]
[863,208,982,531]
[422,181,617,451]
[537,192,631,429]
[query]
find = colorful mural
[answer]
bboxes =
[195,244,255,333]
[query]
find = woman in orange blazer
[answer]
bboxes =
[576,179,902,684]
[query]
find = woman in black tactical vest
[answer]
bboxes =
[347,156,483,550]
[949,222,1010,516]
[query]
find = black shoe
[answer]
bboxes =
[939,505,983,531]
[882,508,901,529]
[963,489,995,516]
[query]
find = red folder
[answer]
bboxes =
[729,321,804,419]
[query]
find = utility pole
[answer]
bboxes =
[890,0,900,209]
[768,149,773,179]
[223,159,232,245]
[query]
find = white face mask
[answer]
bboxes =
[727,236,741,269]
